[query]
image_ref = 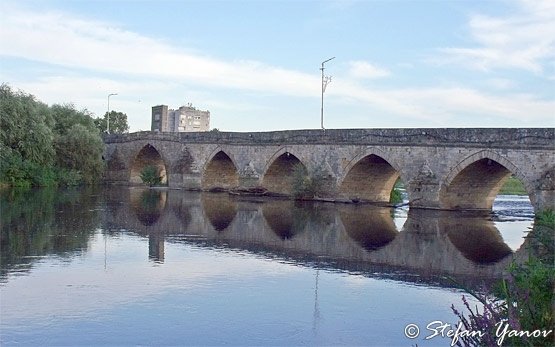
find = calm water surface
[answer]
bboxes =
[0,187,534,346]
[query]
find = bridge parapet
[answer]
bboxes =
[104,128,554,149]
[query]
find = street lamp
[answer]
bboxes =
[107,93,118,134]
[320,57,335,130]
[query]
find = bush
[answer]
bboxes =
[140,165,162,187]
[389,187,403,204]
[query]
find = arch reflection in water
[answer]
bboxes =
[109,188,532,276]
[262,200,311,240]
[338,205,399,251]
[201,193,238,232]
[440,212,515,264]
[130,189,167,226]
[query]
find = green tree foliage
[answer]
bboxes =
[389,188,403,204]
[54,123,104,184]
[140,165,162,186]
[389,178,404,204]
[0,84,105,187]
[94,111,130,134]
[0,84,54,167]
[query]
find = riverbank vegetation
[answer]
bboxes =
[140,165,163,187]
[0,85,127,188]
[499,176,528,195]
[390,178,404,204]
[451,209,554,346]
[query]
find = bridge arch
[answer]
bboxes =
[202,148,239,190]
[440,150,532,210]
[262,148,307,195]
[130,143,168,185]
[338,149,406,203]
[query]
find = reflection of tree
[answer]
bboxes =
[0,187,100,280]
[130,189,166,226]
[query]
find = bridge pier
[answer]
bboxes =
[532,167,555,212]
[533,190,555,212]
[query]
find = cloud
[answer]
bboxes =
[434,0,555,74]
[485,78,516,90]
[1,1,553,130]
[0,3,320,97]
[348,61,390,79]
[331,81,555,126]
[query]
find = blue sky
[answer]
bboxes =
[1,0,553,132]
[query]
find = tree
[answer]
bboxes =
[95,111,129,134]
[0,85,106,187]
[50,103,96,136]
[54,123,104,184]
[140,165,162,186]
[50,104,105,184]
[0,84,55,167]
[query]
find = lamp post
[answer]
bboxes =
[320,57,335,130]
[107,93,118,134]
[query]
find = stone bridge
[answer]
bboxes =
[103,128,555,212]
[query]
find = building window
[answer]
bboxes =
[154,114,160,121]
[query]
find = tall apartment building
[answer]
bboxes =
[151,103,210,132]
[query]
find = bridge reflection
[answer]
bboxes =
[339,205,398,251]
[1,186,536,285]
[202,194,237,232]
[109,188,532,279]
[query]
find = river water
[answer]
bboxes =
[0,187,534,346]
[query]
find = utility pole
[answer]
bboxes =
[107,93,118,134]
[320,57,335,130]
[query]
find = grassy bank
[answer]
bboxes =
[499,176,527,195]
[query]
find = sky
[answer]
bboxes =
[1,0,554,132]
